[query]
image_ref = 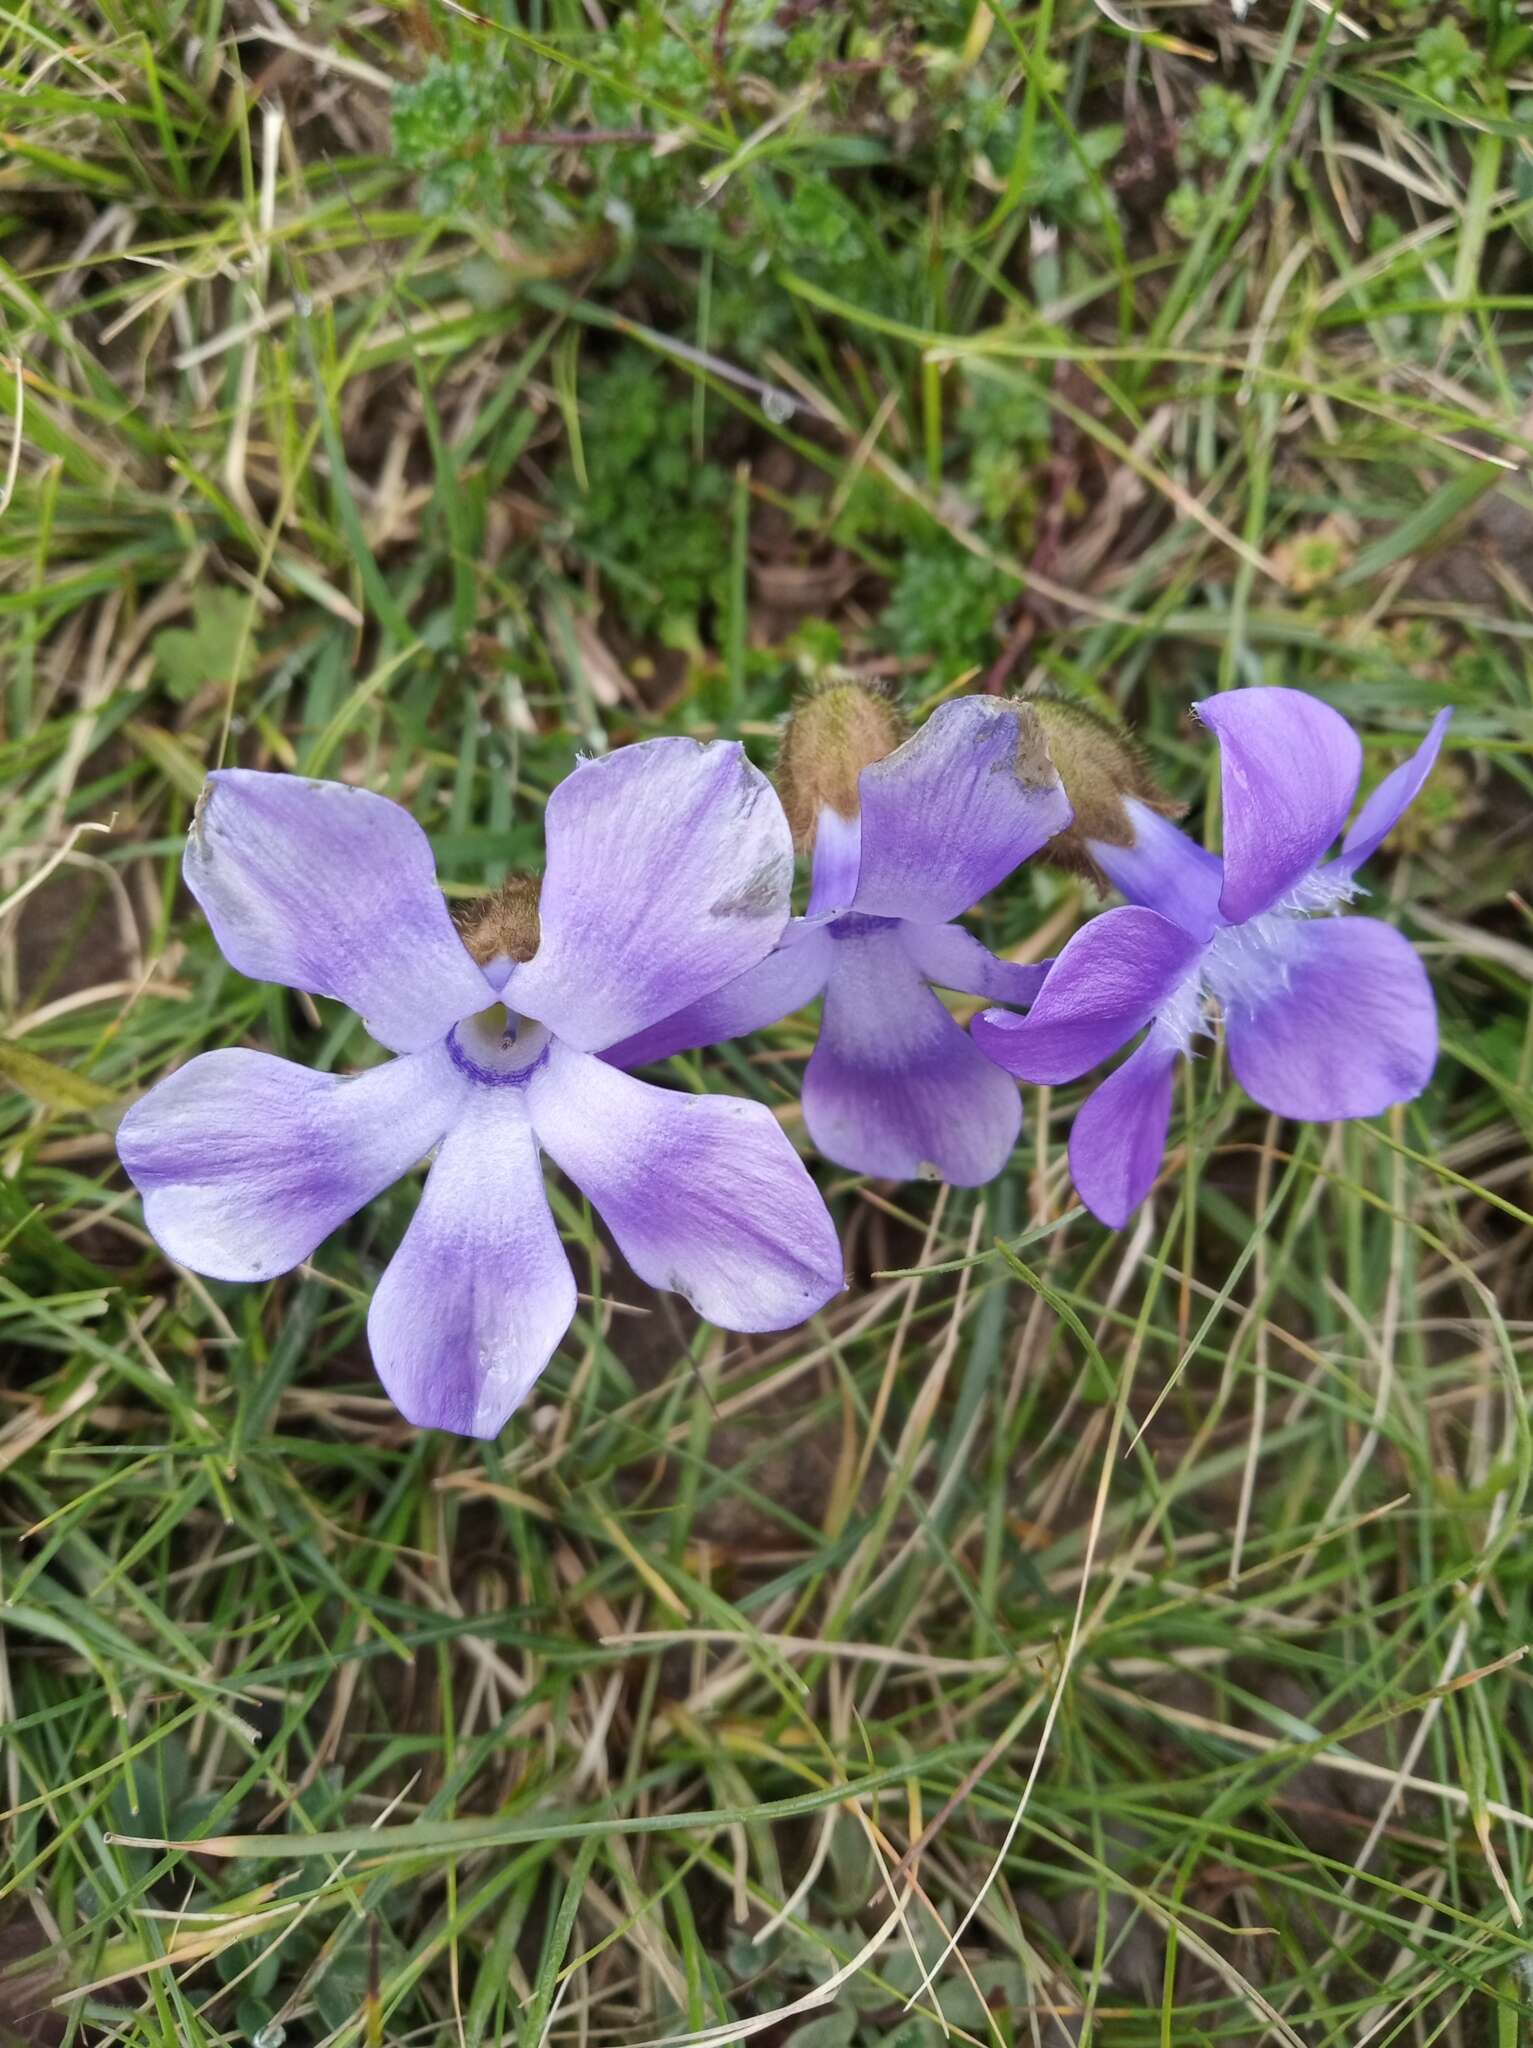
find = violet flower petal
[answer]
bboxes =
[1194,689,1362,926]
[807,807,862,919]
[117,1044,464,1283]
[1223,914,1437,1121]
[1337,707,1453,876]
[367,1088,576,1438]
[898,921,1050,1006]
[1088,798,1224,941]
[971,905,1205,1086]
[803,925,1022,1185]
[604,919,833,1069]
[528,1042,844,1330]
[185,771,495,1055]
[850,697,1072,925]
[506,738,793,1055]
[1067,1034,1180,1229]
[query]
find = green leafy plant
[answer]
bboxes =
[557,352,733,641]
[1410,23,1479,105]
[152,587,257,703]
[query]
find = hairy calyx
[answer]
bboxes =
[455,873,543,969]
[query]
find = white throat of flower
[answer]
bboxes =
[448,1004,551,1085]
[1161,867,1362,1052]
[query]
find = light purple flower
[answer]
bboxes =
[608,697,1073,1186]
[118,742,845,1437]
[972,689,1451,1226]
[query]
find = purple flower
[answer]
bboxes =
[972,688,1451,1226]
[609,697,1073,1185]
[117,741,845,1437]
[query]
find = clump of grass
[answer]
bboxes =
[2,2,1531,2045]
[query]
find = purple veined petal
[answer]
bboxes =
[803,924,1022,1185]
[1067,1031,1181,1229]
[185,771,495,1055]
[849,696,1072,925]
[1194,688,1362,926]
[806,806,862,920]
[1221,914,1437,1121]
[1088,798,1225,941]
[506,738,794,1055]
[528,1042,844,1330]
[898,920,1050,1007]
[1337,707,1453,876]
[971,905,1206,1086]
[604,919,833,1069]
[368,1086,576,1437]
[117,1044,465,1283]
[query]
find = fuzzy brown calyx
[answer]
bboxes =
[1028,696,1181,876]
[776,681,907,850]
[455,873,542,967]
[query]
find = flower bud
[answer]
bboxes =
[455,872,542,967]
[776,680,907,851]
[1028,696,1180,877]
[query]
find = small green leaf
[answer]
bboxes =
[151,586,256,703]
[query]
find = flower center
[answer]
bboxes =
[447,1005,551,1087]
[1178,871,1361,1040]
[1153,970,1208,1057]
[1202,916,1304,1014]
[1276,866,1359,917]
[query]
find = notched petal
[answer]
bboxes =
[505,736,796,1053]
[184,769,494,1054]
[529,1042,844,1330]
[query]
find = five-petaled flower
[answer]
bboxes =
[972,688,1451,1226]
[609,697,1072,1186]
[117,742,845,1438]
